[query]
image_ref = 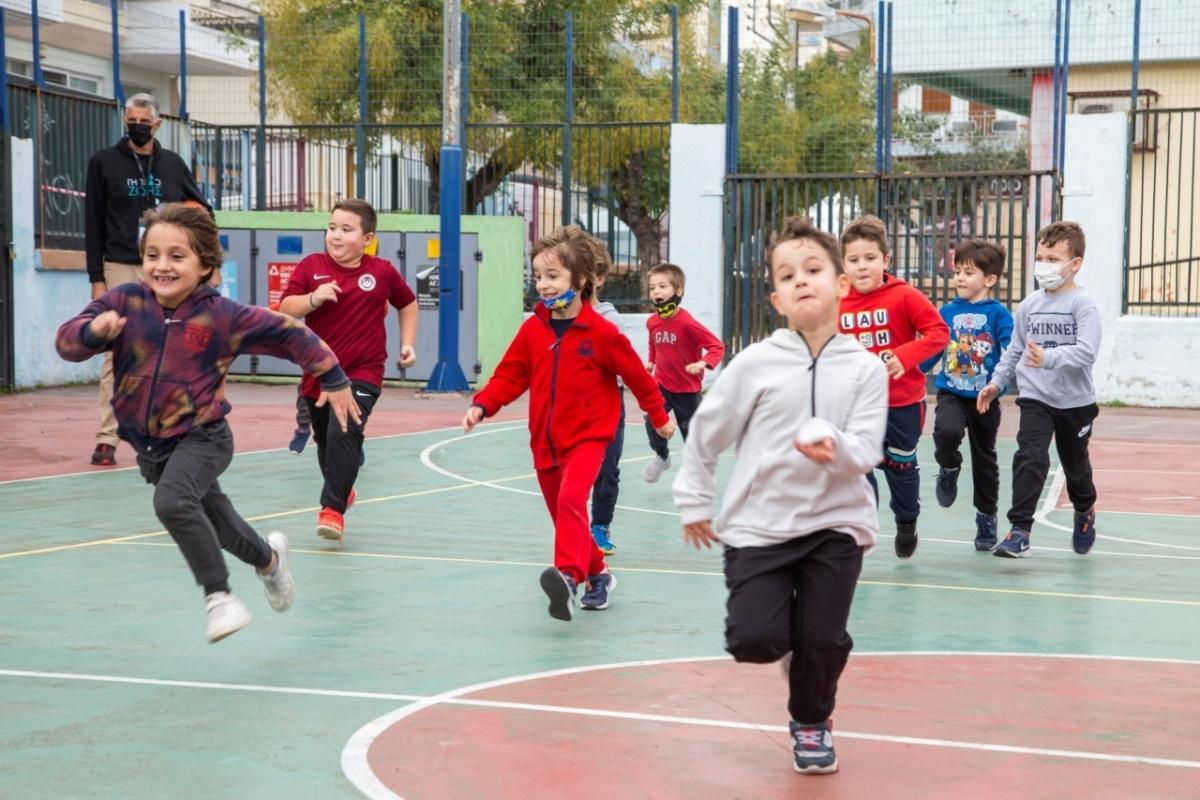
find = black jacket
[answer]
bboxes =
[84,137,210,282]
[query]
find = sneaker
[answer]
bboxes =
[993,527,1031,558]
[257,532,294,611]
[539,567,578,621]
[204,591,252,643]
[974,512,998,551]
[642,455,671,483]
[316,507,345,543]
[287,430,308,454]
[580,570,617,610]
[591,524,616,556]
[91,443,116,466]
[935,467,960,508]
[1073,506,1097,555]
[789,719,838,774]
[894,521,918,558]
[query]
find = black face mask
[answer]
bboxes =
[653,293,682,318]
[126,123,154,147]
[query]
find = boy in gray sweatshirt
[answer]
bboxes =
[674,217,887,775]
[977,221,1102,558]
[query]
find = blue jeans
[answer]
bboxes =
[591,389,625,527]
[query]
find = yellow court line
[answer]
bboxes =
[107,541,1200,608]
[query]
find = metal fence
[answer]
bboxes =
[1125,107,1200,317]
[723,170,1059,352]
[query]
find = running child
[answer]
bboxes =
[56,203,360,642]
[279,199,417,544]
[838,215,949,557]
[463,226,674,621]
[674,216,887,775]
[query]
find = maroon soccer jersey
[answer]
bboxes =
[282,252,416,398]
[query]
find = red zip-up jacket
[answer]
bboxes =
[838,274,950,407]
[473,301,670,470]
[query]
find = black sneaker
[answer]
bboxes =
[790,719,838,774]
[894,521,918,558]
[935,467,960,507]
[539,567,578,621]
[1072,506,1097,555]
[974,512,998,551]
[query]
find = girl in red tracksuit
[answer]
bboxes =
[463,226,674,622]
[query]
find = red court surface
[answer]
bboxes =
[363,655,1200,799]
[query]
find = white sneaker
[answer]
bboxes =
[204,591,252,643]
[258,532,294,612]
[642,455,671,483]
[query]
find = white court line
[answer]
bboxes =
[339,652,1200,799]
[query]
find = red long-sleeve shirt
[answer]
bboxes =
[838,275,949,407]
[646,308,725,394]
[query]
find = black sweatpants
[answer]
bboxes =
[865,401,925,524]
[645,385,701,460]
[591,388,625,527]
[137,420,272,595]
[932,390,1002,515]
[304,379,380,512]
[1008,398,1099,532]
[724,530,864,724]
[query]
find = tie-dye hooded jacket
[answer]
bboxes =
[57,283,348,456]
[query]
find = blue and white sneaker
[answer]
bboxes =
[974,512,998,551]
[580,570,617,610]
[1072,506,1096,555]
[539,567,578,621]
[789,720,838,774]
[591,524,616,556]
[993,527,1031,558]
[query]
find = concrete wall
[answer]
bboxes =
[1062,112,1199,407]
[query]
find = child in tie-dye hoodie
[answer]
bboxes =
[57,203,360,643]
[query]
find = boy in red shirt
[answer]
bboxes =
[642,263,726,483]
[280,199,418,543]
[838,215,949,558]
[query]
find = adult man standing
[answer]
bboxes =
[84,93,211,465]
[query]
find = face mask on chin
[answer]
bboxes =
[1033,260,1072,291]
[542,288,577,311]
[653,293,682,318]
[126,122,154,147]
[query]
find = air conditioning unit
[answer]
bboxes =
[1070,90,1159,150]
[991,119,1020,134]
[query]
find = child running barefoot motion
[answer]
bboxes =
[463,226,674,621]
[56,204,360,643]
[674,217,887,774]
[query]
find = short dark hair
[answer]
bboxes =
[1038,220,1086,259]
[140,203,222,283]
[531,225,598,300]
[954,238,1006,278]
[331,198,378,235]
[840,214,890,257]
[765,216,843,276]
[648,263,686,293]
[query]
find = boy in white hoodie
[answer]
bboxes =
[674,217,887,775]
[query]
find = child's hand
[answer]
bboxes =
[795,438,836,463]
[645,361,655,374]
[1025,341,1045,368]
[683,520,720,550]
[311,281,341,307]
[462,404,485,433]
[976,384,999,414]
[397,344,417,369]
[884,353,906,379]
[316,386,363,432]
[90,310,127,341]
[655,419,677,439]
[684,360,707,375]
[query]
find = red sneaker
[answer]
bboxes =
[91,444,117,466]
[316,507,345,543]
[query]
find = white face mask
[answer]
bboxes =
[1034,260,1069,291]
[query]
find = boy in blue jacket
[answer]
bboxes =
[921,239,1014,550]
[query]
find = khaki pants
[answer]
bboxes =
[96,262,145,446]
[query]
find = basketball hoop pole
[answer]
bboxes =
[426,0,470,391]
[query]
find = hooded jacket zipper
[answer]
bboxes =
[544,320,571,467]
[143,310,183,447]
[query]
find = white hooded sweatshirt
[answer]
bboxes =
[673,328,888,552]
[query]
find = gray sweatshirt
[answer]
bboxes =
[673,329,888,552]
[593,300,627,387]
[988,286,1102,409]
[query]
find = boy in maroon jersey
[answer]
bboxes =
[642,263,726,483]
[279,199,418,543]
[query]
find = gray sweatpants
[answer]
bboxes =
[137,420,272,593]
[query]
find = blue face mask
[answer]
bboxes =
[541,288,577,311]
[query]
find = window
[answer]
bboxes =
[6,59,32,78]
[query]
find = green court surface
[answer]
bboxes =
[1,421,1197,798]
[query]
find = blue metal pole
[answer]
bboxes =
[0,9,7,132]
[1051,0,1062,176]
[1130,0,1141,113]
[1122,0,1142,312]
[256,15,266,210]
[671,5,680,123]
[562,10,574,226]
[1058,0,1072,177]
[32,0,45,88]
[461,12,469,154]
[178,10,188,119]
[874,0,884,173]
[885,2,893,171]
[109,0,122,104]
[725,6,739,174]
[356,13,367,198]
